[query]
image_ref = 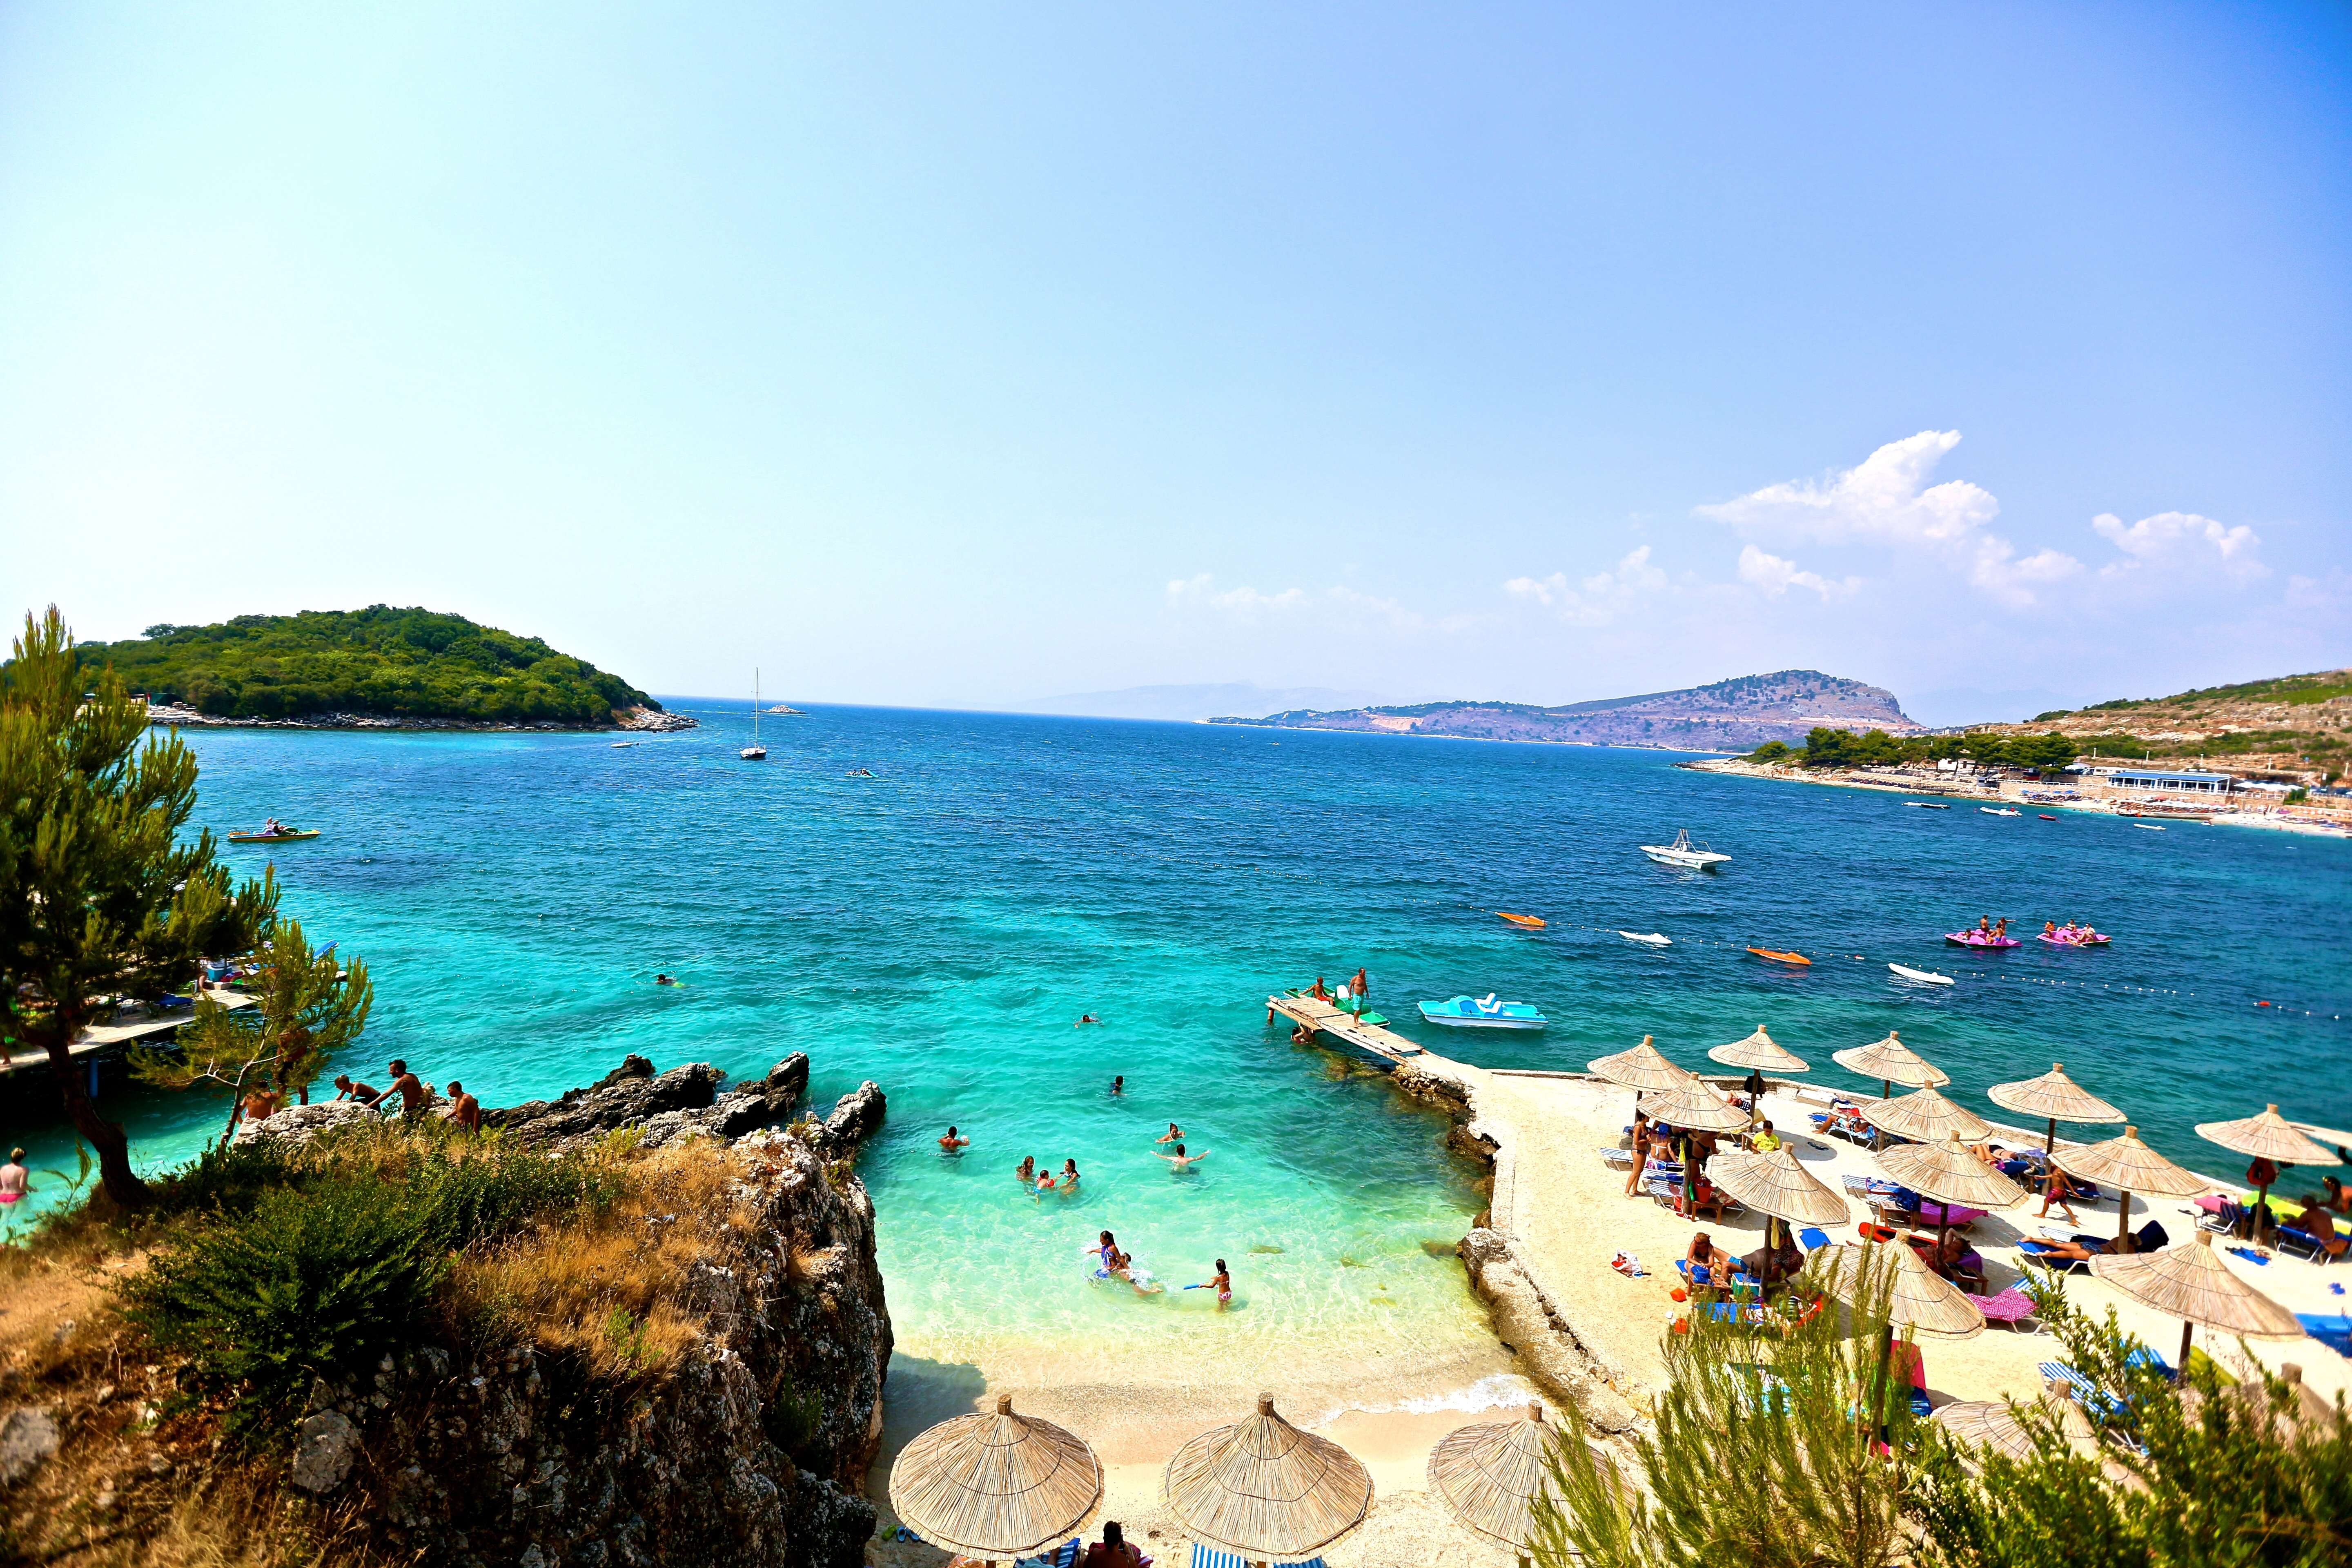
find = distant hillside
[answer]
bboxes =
[1209,670,1918,751]
[1022,682,1390,722]
[1966,666,2351,781]
[76,608,662,726]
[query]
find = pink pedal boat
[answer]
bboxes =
[1944,931,2021,949]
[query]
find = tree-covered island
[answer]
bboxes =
[71,606,675,727]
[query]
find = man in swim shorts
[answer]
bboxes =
[0,1149,29,1207]
[1156,1143,1210,1173]
[381,1060,428,1117]
[332,1073,382,1106]
[446,1081,482,1133]
[939,1126,969,1153]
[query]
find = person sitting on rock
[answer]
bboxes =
[445,1081,481,1133]
[230,1084,283,1132]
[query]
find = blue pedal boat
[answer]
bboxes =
[1417,993,1548,1030]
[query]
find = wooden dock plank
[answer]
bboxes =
[1,993,255,1076]
[1267,994,1424,1063]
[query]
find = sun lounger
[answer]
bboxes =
[1915,1202,1988,1229]
[2276,1218,2346,1264]
[1975,1288,2040,1332]
[1797,1226,1830,1251]
[2297,1312,2352,1356]
[1600,1146,1634,1168]
[1014,1543,1081,1568]
[2017,1241,2091,1276]
[1187,1549,1325,1568]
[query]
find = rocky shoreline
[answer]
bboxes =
[143,702,697,733]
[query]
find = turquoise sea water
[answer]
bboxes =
[6,706,2348,1376]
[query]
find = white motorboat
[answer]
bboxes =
[1619,931,1671,946]
[1639,829,1729,870]
[1889,962,1955,986]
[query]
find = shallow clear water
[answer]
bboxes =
[5,706,2348,1373]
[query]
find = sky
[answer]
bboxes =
[2,4,2348,725]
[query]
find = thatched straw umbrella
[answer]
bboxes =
[2090,1231,2305,1370]
[1810,1241,1987,1339]
[2053,1125,2219,1253]
[1709,1143,1850,1253]
[1876,1133,2025,1261]
[1163,1392,1372,1567]
[1426,1403,1563,1568]
[1861,1086,1991,1147]
[1589,1034,1697,1091]
[1831,1030,1948,1102]
[1931,1390,2100,1464]
[1638,1080,1752,1218]
[889,1394,1103,1567]
[1708,1026,1807,1128]
[2196,1105,2334,1241]
[1987,1061,2123,1156]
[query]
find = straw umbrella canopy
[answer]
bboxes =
[1589,1034,1697,1091]
[1708,1026,1807,1130]
[1832,1030,1950,1100]
[2091,1230,2306,1369]
[1426,1403,1563,1566]
[2196,1105,2334,1240]
[889,1394,1103,1566]
[1861,1085,1992,1147]
[1987,1061,2124,1155]
[1709,1144,1850,1250]
[1877,1132,2025,1257]
[1931,1392,2100,1464]
[2053,1125,2220,1252]
[1638,1080,1752,1218]
[1809,1241,1987,1340]
[1163,1392,1372,1566]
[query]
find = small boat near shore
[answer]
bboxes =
[1496,911,1546,929]
[1904,802,1951,810]
[1747,947,1810,967]
[1980,807,2021,817]
[1640,829,1730,869]
[226,827,319,844]
[2038,932,2111,948]
[1619,931,1671,946]
[1417,994,1548,1029]
[1945,932,2021,949]
[1889,963,1955,986]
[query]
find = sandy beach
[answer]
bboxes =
[862,1038,2352,1567]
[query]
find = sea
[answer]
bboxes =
[6,705,2348,1389]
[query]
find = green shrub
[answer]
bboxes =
[125,1175,448,1437]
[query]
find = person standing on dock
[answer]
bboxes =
[1350,967,1369,1001]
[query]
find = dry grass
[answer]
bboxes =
[453,1139,763,1376]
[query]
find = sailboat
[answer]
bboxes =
[741,670,768,761]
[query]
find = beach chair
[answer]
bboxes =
[1975,1288,2041,1333]
[2040,1360,2126,1420]
[2277,1218,2347,1265]
[1599,1145,1634,1169]
[1797,1227,1831,1252]
[2297,1312,2352,1356]
[2016,1241,2091,1276]
[1014,1543,1081,1568]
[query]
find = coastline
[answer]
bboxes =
[1681,755,2352,839]
[142,701,697,733]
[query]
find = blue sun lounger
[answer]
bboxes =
[1015,1543,1081,1568]
[1188,1548,1327,1568]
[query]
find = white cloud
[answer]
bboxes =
[1735,545,1860,601]
[1165,574,1306,615]
[1700,430,2083,608]
[2091,511,2266,583]
[1504,546,1669,625]
[1697,430,2000,546]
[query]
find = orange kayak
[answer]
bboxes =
[1747,947,1811,966]
[1497,911,1547,930]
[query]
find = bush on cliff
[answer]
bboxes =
[123,1125,621,1440]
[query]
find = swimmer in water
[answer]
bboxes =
[1059,1158,1080,1192]
[1076,1013,1102,1026]
[939,1126,969,1154]
[655,973,677,986]
[1155,1122,1184,1145]
[1202,1258,1231,1310]
[1109,1075,1124,1096]
[1156,1143,1210,1174]
[1016,1156,1036,1186]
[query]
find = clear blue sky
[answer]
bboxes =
[4,4,2347,722]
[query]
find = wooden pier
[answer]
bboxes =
[1266,993,1427,1065]
[0,993,255,1079]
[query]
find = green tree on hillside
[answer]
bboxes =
[0,608,277,1205]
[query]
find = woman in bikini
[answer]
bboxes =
[0,1149,29,1209]
[1059,1159,1080,1194]
[1624,1111,1655,1198]
[1203,1258,1232,1311]
[1016,1156,1036,1186]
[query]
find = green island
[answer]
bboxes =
[73,607,663,725]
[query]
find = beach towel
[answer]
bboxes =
[1612,1251,1646,1277]
[1976,1288,2040,1330]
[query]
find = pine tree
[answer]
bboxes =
[131,916,372,1140]
[0,607,276,1206]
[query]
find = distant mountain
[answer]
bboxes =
[1208,670,1918,751]
[1960,666,2350,780]
[1020,682,1391,723]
